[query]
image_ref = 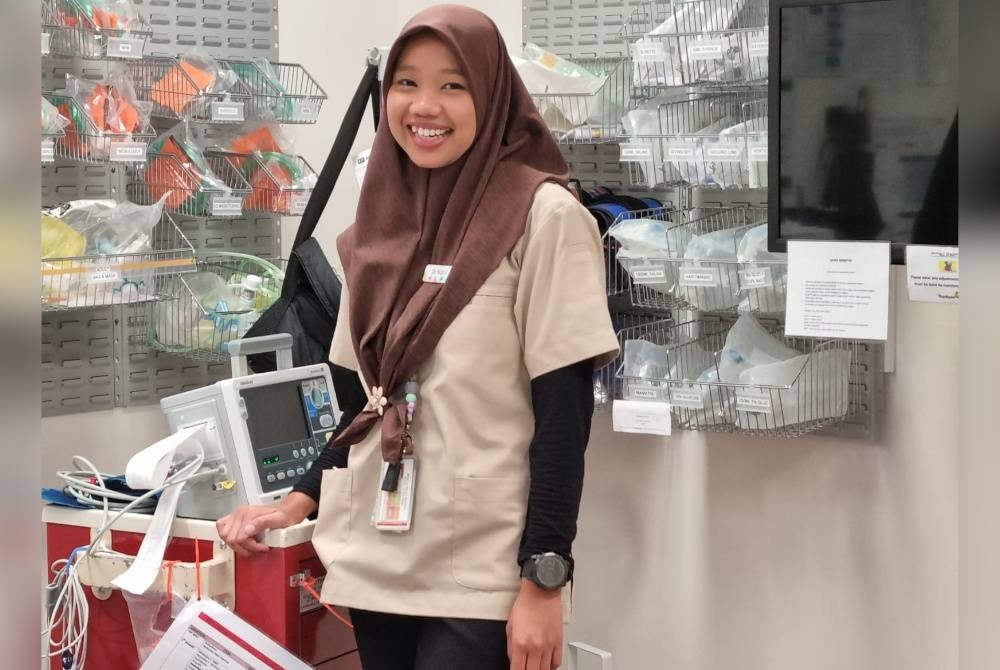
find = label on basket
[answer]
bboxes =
[749,142,769,162]
[41,139,55,163]
[619,143,653,161]
[688,40,725,61]
[749,36,770,57]
[210,101,245,122]
[633,41,666,62]
[627,381,662,401]
[736,389,773,414]
[739,267,774,288]
[705,142,743,160]
[669,389,705,410]
[42,32,51,55]
[630,264,667,284]
[211,195,244,217]
[106,36,145,59]
[290,194,309,215]
[666,143,698,160]
[291,99,320,122]
[89,266,122,284]
[109,141,147,162]
[679,265,720,287]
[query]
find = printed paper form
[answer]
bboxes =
[785,241,891,341]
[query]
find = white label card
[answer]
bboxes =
[289,194,309,216]
[291,99,320,122]
[42,32,51,55]
[89,267,122,284]
[688,40,725,60]
[679,265,720,287]
[612,400,671,436]
[211,194,243,217]
[905,245,959,303]
[633,41,666,62]
[106,36,145,59]
[210,101,245,122]
[41,139,55,163]
[739,266,774,288]
[354,147,372,187]
[666,143,698,160]
[785,241,891,340]
[705,142,743,160]
[749,142,769,162]
[749,37,770,57]
[630,263,667,284]
[374,457,416,532]
[736,389,773,414]
[669,388,705,410]
[619,143,653,161]
[109,141,147,162]
[422,264,452,284]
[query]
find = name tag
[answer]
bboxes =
[422,264,452,284]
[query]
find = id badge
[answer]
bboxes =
[373,457,417,532]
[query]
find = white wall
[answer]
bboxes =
[40,3,959,668]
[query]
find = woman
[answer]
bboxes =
[217,6,619,669]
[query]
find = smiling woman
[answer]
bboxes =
[386,34,477,168]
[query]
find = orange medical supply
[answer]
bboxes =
[150,61,218,115]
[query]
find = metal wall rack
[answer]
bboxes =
[40,0,312,417]
[524,0,883,437]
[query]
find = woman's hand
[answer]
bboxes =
[216,492,316,557]
[506,578,564,670]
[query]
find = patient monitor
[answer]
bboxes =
[160,334,341,520]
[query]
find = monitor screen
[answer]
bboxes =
[771,0,958,261]
[240,382,311,451]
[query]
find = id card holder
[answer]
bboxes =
[373,457,417,532]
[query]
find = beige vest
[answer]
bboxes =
[313,183,619,620]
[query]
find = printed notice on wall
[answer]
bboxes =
[612,400,671,437]
[785,241,890,341]
[905,245,959,303]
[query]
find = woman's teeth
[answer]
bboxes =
[410,126,449,138]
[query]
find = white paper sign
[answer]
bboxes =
[785,241,891,340]
[905,245,959,303]
[41,139,55,163]
[612,399,671,436]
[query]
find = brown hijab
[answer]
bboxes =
[332,5,569,476]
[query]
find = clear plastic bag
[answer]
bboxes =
[621,339,670,402]
[51,195,166,256]
[148,121,233,212]
[736,224,787,312]
[64,65,151,135]
[610,217,692,296]
[41,214,87,259]
[150,49,239,116]
[62,0,143,32]
[152,271,246,351]
[717,314,800,383]
[41,96,71,135]
[122,589,188,664]
[679,224,750,310]
[515,44,608,131]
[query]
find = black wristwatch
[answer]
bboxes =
[520,552,573,591]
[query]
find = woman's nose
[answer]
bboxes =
[411,90,442,116]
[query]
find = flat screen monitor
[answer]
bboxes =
[768,0,958,263]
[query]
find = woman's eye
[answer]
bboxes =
[442,82,467,91]
[396,78,416,87]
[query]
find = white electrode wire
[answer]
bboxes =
[43,461,221,668]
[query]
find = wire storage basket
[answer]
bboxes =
[608,205,783,313]
[225,60,328,124]
[41,211,196,311]
[129,152,252,218]
[530,57,632,144]
[42,0,151,60]
[210,151,316,216]
[617,317,865,437]
[129,57,252,124]
[620,0,769,95]
[619,91,767,189]
[43,93,154,164]
[594,311,668,413]
[142,252,285,362]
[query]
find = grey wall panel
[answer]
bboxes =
[42,309,117,415]
[132,0,278,61]
[522,0,646,59]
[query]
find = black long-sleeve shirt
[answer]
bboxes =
[293,359,594,572]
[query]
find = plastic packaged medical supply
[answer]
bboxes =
[621,339,671,402]
[716,314,800,383]
[736,223,787,312]
[152,271,236,351]
[147,121,233,213]
[59,0,144,32]
[41,214,87,259]
[64,65,151,135]
[229,57,293,120]
[679,224,749,310]
[41,96,71,135]
[149,49,239,116]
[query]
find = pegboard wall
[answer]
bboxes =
[523,0,647,59]
[41,0,283,416]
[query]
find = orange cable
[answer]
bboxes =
[301,575,353,630]
[194,540,202,601]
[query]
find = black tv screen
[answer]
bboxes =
[768,0,958,263]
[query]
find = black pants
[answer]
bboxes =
[349,608,509,670]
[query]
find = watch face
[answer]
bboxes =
[536,555,568,588]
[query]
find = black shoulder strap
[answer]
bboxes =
[291,62,380,249]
